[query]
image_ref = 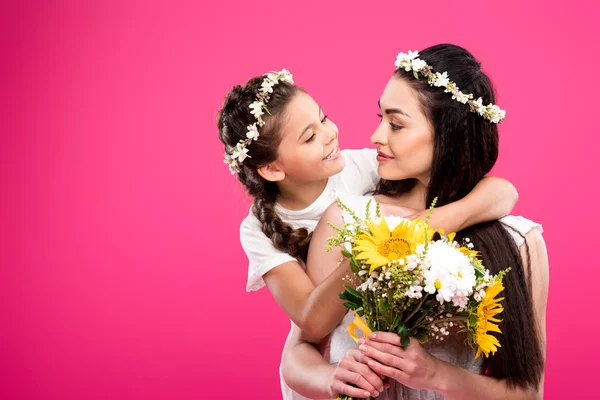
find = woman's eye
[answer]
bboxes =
[306,133,316,143]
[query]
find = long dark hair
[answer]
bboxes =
[217,77,312,260]
[375,44,544,389]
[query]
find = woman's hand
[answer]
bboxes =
[358,332,443,392]
[328,348,385,399]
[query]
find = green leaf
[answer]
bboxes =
[349,259,360,274]
[343,302,359,310]
[357,309,365,317]
[413,70,419,80]
[344,285,362,299]
[401,334,411,349]
[341,249,352,258]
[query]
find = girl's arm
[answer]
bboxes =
[409,176,518,232]
[281,325,381,399]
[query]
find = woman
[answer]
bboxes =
[282,44,547,400]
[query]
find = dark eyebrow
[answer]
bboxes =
[378,100,411,118]
[298,105,323,141]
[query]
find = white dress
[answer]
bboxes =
[326,193,543,399]
[239,150,380,400]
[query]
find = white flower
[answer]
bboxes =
[260,79,275,94]
[231,143,250,162]
[279,69,294,83]
[406,284,423,299]
[433,72,450,87]
[452,90,471,104]
[246,123,260,141]
[344,241,353,252]
[395,52,414,71]
[473,97,485,114]
[407,50,419,60]
[411,58,427,71]
[486,105,506,123]
[405,254,420,271]
[422,241,475,305]
[249,101,264,119]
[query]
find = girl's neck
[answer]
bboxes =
[276,178,329,211]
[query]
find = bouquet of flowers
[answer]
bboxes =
[329,199,509,400]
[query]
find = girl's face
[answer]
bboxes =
[371,76,434,185]
[271,91,345,184]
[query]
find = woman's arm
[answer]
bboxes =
[409,176,518,232]
[358,228,548,400]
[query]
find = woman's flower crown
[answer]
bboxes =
[395,51,506,124]
[224,69,294,174]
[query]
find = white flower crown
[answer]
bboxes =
[395,51,506,124]
[224,69,294,174]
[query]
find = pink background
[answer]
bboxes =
[1,0,597,398]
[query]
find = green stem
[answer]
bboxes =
[404,294,428,324]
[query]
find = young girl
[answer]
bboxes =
[216,69,518,399]
[282,44,547,400]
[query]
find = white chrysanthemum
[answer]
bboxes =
[433,72,450,87]
[249,101,264,119]
[246,123,260,141]
[422,241,475,305]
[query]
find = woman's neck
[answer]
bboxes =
[376,179,429,211]
[276,178,329,211]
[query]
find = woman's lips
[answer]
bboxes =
[376,151,393,162]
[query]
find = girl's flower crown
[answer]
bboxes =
[395,51,506,124]
[224,69,294,174]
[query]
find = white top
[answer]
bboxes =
[240,148,379,292]
[327,193,543,400]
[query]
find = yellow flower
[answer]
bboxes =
[354,217,433,273]
[459,246,480,260]
[475,280,505,358]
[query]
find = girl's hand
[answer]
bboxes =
[358,332,443,391]
[328,348,385,398]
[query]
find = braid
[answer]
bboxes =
[217,74,311,260]
[253,197,313,261]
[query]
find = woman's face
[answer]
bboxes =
[371,76,434,185]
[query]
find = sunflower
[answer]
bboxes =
[475,280,505,358]
[354,217,433,273]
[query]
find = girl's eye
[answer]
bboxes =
[321,115,329,123]
[306,133,316,143]
[390,123,403,131]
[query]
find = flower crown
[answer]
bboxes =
[224,69,294,174]
[395,51,506,124]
